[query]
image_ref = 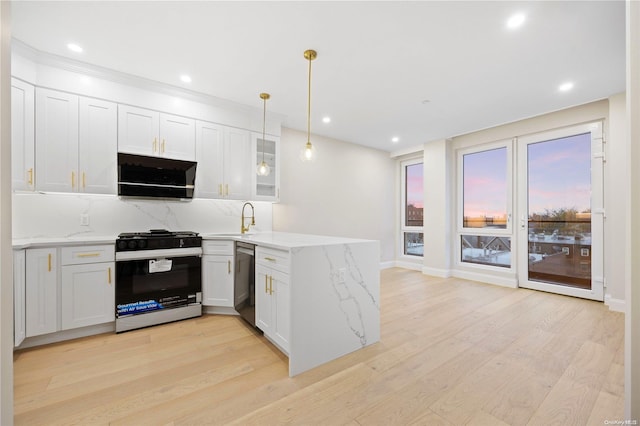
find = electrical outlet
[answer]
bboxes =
[338,268,346,283]
[80,213,90,226]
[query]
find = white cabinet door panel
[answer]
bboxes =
[79,97,117,194]
[159,113,195,161]
[26,248,58,337]
[272,269,290,352]
[35,88,79,192]
[14,250,26,347]
[195,121,225,198]
[11,79,35,191]
[255,265,272,334]
[202,255,234,307]
[224,127,251,200]
[61,262,115,330]
[117,105,159,156]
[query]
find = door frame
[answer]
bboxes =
[516,121,604,301]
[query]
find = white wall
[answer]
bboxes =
[422,139,452,276]
[626,0,640,417]
[606,92,627,310]
[272,127,396,263]
[0,2,12,423]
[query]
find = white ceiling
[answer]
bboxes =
[11,1,625,152]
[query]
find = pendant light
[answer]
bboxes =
[256,92,271,176]
[301,49,317,162]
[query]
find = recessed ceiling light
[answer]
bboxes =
[322,116,331,124]
[67,43,83,53]
[506,13,526,29]
[180,75,192,83]
[391,137,400,143]
[558,81,574,92]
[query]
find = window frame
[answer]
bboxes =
[400,157,424,258]
[456,139,514,271]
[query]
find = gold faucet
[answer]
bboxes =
[241,202,255,234]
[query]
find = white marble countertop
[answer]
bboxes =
[202,231,375,250]
[12,235,118,250]
[13,231,375,251]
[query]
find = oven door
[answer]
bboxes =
[115,248,202,318]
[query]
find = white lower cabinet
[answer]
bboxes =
[25,248,58,338]
[60,245,115,330]
[24,244,115,340]
[202,240,234,307]
[14,250,26,347]
[255,247,290,353]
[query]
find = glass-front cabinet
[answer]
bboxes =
[252,132,280,201]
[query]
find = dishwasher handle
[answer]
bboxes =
[236,247,254,256]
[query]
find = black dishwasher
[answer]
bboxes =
[234,241,256,327]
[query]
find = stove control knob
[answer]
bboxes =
[117,240,128,250]
[128,240,137,249]
[138,240,147,249]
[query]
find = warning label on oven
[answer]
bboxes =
[117,300,163,316]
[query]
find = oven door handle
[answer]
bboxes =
[115,247,203,261]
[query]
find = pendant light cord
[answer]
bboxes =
[307,54,312,144]
[262,96,267,163]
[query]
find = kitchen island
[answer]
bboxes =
[203,232,381,376]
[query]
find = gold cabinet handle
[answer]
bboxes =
[108,267,112,284]
[153,137,157,153]
[82,172,86,189]
[27,168,33,186]
[71,171,75,188]
[218,184,223,196]
[228,260,231,274]
[77,253,100,258]
[269,275,273,295]
[48,253,52,272]
[264,257,276,262]
[265,275,268,294]
[161,139,165,154]
[225,184,229,196]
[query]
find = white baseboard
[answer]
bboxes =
[17,322,115,349]
[393,260,422,271]
[604,294,625,312]
[422,266,452,278]
[380,261,396,270]
[203,306,239,315]
[451,269,518,288]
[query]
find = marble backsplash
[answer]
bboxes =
[12,192,273,239]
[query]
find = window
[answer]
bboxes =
[462,147,508,229]
[401,159,423,257]
[458,142,512,268]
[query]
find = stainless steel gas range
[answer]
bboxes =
[115,229,203,332]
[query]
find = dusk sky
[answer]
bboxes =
[409,133,590,218]
[406,163,423,208]
[528,132,591,215]
[464,147,507,218]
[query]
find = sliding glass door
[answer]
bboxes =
[517,122,604,300]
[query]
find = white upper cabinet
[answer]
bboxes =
[35,88,79,192]
[35,88,117,194]
[78,97,117,194]
[195,121,251,200]
[11,79,35,191]
[195,121,224,198]
[118,105,195,161]
[251,132,280,201]
[224,127,252,199]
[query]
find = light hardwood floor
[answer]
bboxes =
[14,268,624,425]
